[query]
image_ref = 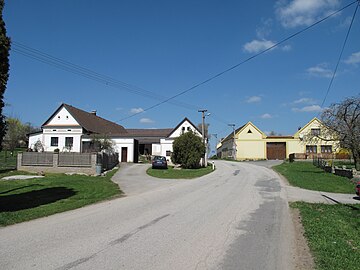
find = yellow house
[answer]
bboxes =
[216,118,339,160]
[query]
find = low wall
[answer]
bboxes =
[334,168,353,179]
[18,152,98,175]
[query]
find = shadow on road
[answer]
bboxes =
[0,187,77,212]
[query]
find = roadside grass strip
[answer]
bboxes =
[292,202,360,270]
[273,161,355,193]
[0,169,121,226]
[147,165,213,179]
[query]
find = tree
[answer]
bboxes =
[2,117,27,151]
[171,131,205,169]
[89,134,116,153]
[306,96,360,170]
[0,0,11,151]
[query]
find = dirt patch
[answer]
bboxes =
[290,208,315,270]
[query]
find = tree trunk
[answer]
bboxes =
[353,151,360,171]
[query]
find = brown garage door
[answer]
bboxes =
[267,142,286,160]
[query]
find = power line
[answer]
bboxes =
[117,0,359,122]
[320,0,359,108]
[12,41,199,111]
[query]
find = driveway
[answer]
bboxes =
[0,160,296,270]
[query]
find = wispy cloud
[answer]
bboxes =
[293,97,316,104]
[344,51,360,65]
[130,107,144,114]
[260,113,273,119]
[140,118,154,124]
[292,105,323,112]
[243,39,276,53]
[306,64,333,78]
[246,96,262,103]
[256,18,273,39]
[276,0,340,28]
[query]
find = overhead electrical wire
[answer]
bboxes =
[12,0,359,127]
[320,0,359,108]
[12,41,199,111]
[117,0,359,122]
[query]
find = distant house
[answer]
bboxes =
[216,118,339,160]
[28,103,201,162]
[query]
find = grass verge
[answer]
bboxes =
[0,169,121,226]
[291,202,360,270]
[147,165,213,179]
[273,161,355,193]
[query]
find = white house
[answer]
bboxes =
[28,104,202,163]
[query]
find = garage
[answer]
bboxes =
[266,142,286,160]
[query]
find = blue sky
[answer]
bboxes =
[3,0,360,153]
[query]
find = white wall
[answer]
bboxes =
[160,138,174,161]
[46,107,79,126]
[169,120,201,138]
[43,128,83,152]
[28,133,43,150]
[112,138,135,162]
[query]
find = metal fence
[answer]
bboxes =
[58,153,92,167]
[22,152,53,166]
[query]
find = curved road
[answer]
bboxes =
[0,160,296,270]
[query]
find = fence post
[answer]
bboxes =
[53,153,59,169]
[17,152,22,170]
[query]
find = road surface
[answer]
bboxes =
[0,160,295,270]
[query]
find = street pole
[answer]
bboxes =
[198,109,207,167]
[228,124,236,160]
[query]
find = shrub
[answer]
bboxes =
[171,131,205,169]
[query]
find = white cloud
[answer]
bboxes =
[130,107,144,114]
[276,0,340,28]
[306,64,333,78]
[243,39,276,53]
[344,51,360,65]
[293,97,316,104]
[139,118,154,124]
[261,113,273,119]
[292,105,323,112]
[256,18,273,39]
[246,96,262,103]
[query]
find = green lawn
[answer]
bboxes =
[0,169,121,226]
[0,149,22,171]
[292,202,360,270]
[147,165,214,179]
[273,161,355,193]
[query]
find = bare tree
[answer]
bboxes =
[305,96,360,170]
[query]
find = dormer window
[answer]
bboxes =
[311,128,320,136]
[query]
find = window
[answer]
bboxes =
[306,145,317,153]
[166,150,171,156]
[187,127,191,131]
[247,129,252,133]
[65,137,73,148]
[321,145,332,153]
[51,137,58,147]
[311,128,320,136]
[57,116,60,119]
[181,127,185,134]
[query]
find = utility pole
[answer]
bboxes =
[212,133,218,157]
[228,124,236,160]
[198,109,208,167]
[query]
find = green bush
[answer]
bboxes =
[171,131,205,169]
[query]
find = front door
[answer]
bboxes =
[121,147,128,162]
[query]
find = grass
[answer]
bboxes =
[147,165,214,179]
[333,160,356,169]
[0,149,23,171]
[0,169,121,226]
[273,161,355,193]
[292,202,360,270]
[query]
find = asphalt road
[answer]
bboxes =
[0,160,295,270]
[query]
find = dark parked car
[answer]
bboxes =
[356,181,360,196]
[152,156,168,169]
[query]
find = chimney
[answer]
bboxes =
[91,110,97,115]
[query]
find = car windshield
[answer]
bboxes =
[154,156,166,161]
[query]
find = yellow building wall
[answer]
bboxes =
[237,140,265,160]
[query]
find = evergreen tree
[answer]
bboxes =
[0,0,11,151]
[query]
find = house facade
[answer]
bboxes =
[217,118,339,160]
[28,104,201,163]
